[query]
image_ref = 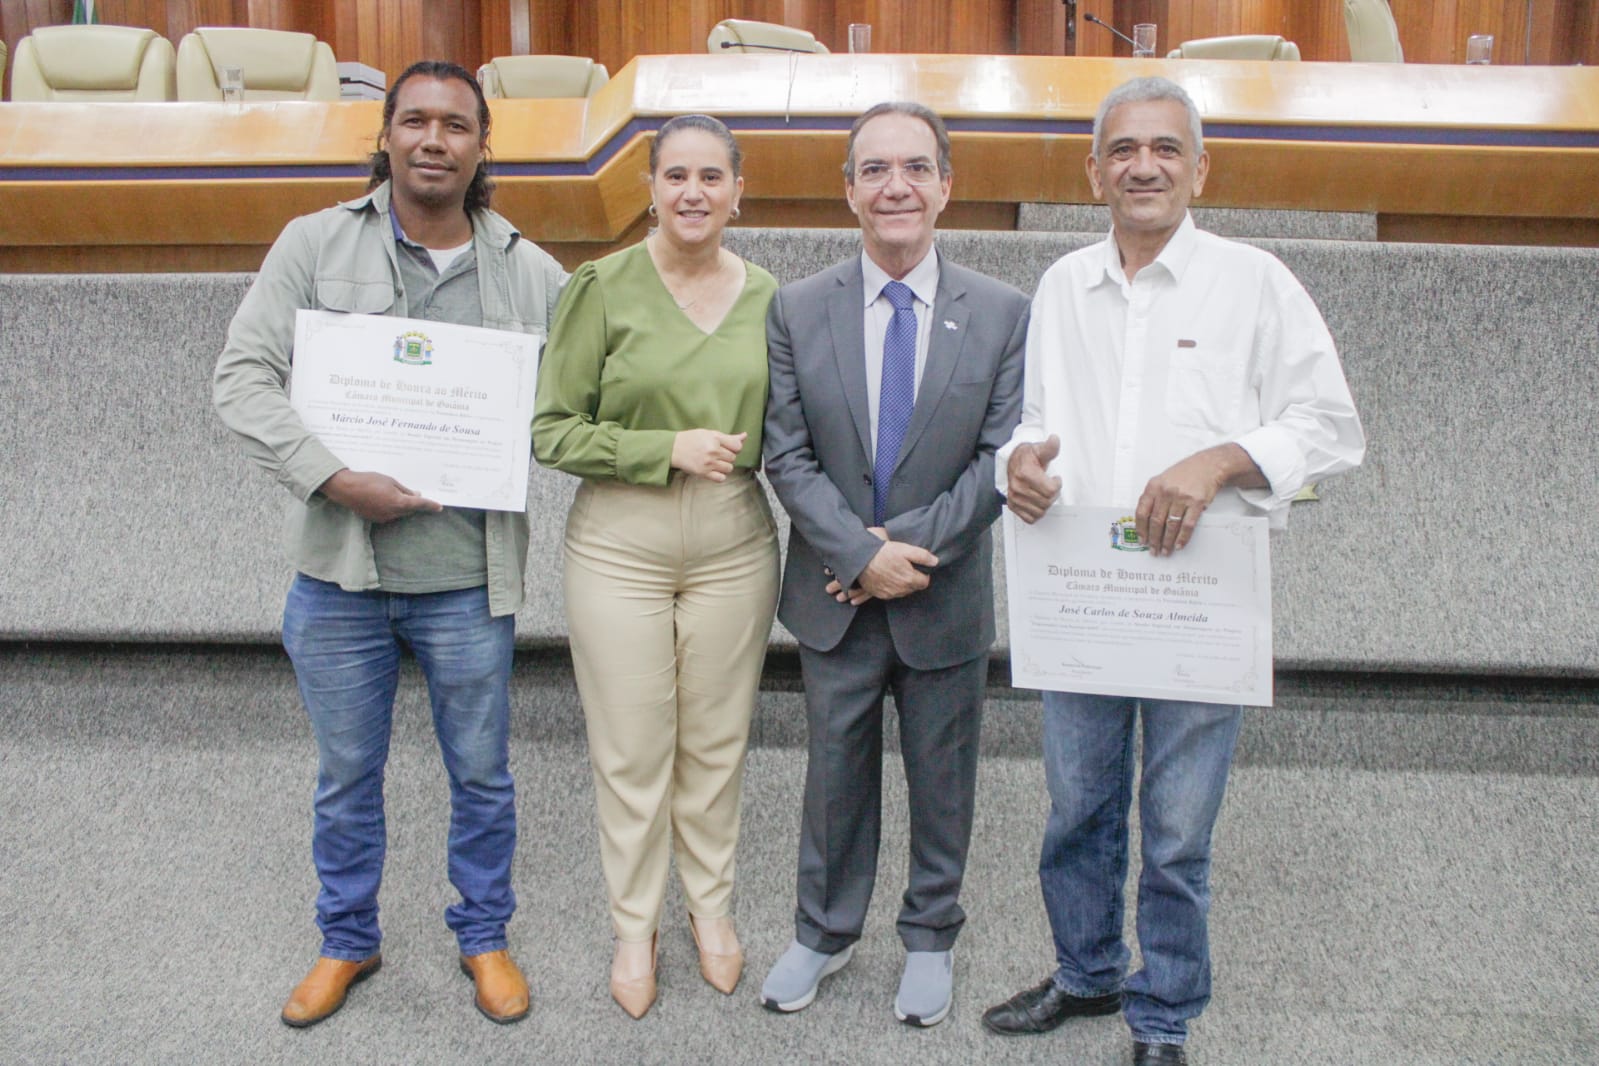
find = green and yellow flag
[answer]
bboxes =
[71,0,98,24]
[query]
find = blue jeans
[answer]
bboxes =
[1039,691,1243,1046]
[282,575,517,960]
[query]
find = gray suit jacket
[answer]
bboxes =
[763,251,1029,670]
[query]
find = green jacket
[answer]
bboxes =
[213,181,568,617]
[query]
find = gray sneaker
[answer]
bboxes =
[894,949,954,1027]
[759,940,855,1012]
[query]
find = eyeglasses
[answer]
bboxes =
[853,161,941,187]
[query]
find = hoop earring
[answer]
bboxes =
[648,203,658,218]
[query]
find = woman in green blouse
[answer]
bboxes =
[532,115,779,1019]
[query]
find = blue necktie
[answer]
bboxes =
[874,280,917,525]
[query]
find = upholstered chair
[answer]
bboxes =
[11,25,176,102]
[175,27,339,101]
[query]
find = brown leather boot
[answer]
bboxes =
[459,949,530,1023]
[280,954,382,1028]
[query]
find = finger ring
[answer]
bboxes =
[1165,515,1184,523]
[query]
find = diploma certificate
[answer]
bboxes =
[1004,506,1273,706]
[290,310,540,512]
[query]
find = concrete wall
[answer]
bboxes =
[3,228,1594,675]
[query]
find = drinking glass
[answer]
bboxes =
[1132,24,1157,59]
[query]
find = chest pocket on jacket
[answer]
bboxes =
[315,278,395,315]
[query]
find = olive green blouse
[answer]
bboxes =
[532,240,778,485]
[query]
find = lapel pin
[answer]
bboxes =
[943,320,958,331]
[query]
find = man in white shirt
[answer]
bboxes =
[979,77,1364,1066]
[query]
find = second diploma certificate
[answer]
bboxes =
[290,309,540,512]
[1004,506,1273,706]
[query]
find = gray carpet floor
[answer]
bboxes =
[2,646,1596,1065]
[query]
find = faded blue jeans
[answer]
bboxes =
[1039,691,1243,1046]
[282,575,517,961]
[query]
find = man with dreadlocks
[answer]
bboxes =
[214,59,567,1028]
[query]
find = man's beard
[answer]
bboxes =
[404,163,474,209]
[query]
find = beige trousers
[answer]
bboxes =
[563,470,780,941]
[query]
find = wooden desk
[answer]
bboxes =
[3,54,1597,272]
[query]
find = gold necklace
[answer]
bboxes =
[667,257,727,311]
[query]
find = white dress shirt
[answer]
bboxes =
[861,249,938,461]
[997,214,1364,528]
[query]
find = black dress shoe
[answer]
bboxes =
[1133,1040,1188,1064]
[981,976,1122,1035]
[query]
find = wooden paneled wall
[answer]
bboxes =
[4,0,1598,94]
[1,0,72,64]
[529,1,1013,73]
[1,0,519,85]
[1391,0,1599,65]
[1028,0,1598,63]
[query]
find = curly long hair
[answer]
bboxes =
[366,59,495,213]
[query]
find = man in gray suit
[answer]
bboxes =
[758,101,1028,1027]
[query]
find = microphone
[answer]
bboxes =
[718,40,816,54]
[1084,13,1140,51]
[714,40,813,125]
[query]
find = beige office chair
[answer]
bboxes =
[478,56,609,98]
[1167,35,1301,61]
[1343,0,1404,62]
[175,27,339,101]
[11,25,176,101]
[707,19,829,55]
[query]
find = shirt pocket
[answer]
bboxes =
[1163,344,1246,437]
[314,277,395,315]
